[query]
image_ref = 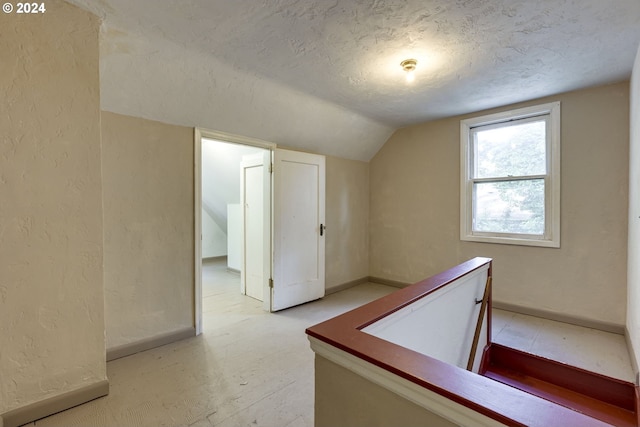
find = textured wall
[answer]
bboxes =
[0,0,106,414]
[315,356,457,427]
[628,45,640,370]
[370,82,629,326]
[325,156,370,290]
[101,112,194,349]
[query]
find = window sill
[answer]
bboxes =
[461,234,560,248]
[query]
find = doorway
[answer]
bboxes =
[194,129,275,334]
[194,130,327,335]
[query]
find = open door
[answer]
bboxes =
[272,148,325,311]
[241,151,271,310]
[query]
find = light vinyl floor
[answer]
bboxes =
[24,258,635,426]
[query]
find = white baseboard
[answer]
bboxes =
[1,380,109,427]
[202,255,227,261]
[493,301,625,335]
[106,327,196,361]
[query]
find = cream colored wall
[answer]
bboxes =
[315,356,457,427]
[325,156,370,290]
[370,82,630,327]
[627,45,640,371]
[0,0,106,415]
[101,112,194,349]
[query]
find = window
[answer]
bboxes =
[460,102,560,247]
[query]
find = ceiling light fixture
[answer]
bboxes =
[400,58,417,83]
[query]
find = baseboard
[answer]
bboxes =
[1,380,109,427]
[326,277,369,295]
[326,276,412,295]
[106,327,196,361]
[493,301,625,335]
[202,255,227,262]
[368,276,412,289]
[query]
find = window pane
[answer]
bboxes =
[474,120,546,178]
[473,179,545,235]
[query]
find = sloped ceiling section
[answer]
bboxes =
[98,27,394,161]
[67,0,640,161]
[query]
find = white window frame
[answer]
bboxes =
[460,102,561,248]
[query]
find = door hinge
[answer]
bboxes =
[269,163,273,173]
[269,278,274,288]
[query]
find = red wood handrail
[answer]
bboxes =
[306,257,612,427]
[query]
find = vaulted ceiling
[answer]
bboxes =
[67,0,640,161]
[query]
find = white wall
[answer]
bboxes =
[201,207,228,258]
[201,139,264,259]
[627,44,640,371]
[227,204,242,271]
[0,0,106,415]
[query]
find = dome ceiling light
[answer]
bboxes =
[400,58,418,83]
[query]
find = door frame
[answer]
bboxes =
[194,128,276,335]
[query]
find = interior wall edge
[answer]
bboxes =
[493,301,625,335]
[106,327,196,362]
[0,380,109,427]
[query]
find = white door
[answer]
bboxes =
[240,151,271,306]
[272,149,325,311]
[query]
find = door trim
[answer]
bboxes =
[194,128,276,335]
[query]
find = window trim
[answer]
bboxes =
[460,101,561,248]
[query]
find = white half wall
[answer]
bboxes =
[628,43,640,371]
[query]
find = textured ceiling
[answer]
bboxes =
[66,0,640,160]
